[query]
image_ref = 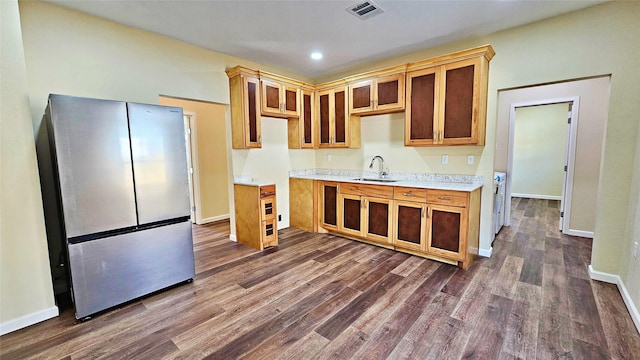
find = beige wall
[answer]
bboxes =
[495,77,609,237]
[0,0,56,332]
[512,103,569,199]
[313,2,640,310]
[12,0,640,330]
[231,117,316,231]
[159,97,231,222]
[622,119,640,317]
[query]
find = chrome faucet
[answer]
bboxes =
[369,155,388,178]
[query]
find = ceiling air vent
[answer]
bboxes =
[346,1,384,20]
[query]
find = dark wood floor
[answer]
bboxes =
[2,198,639,359]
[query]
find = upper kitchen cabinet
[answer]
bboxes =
[288,87,316,149]
[405,45,494,146]
[317,84,360,148]
[259,72,300,118]
[226,66,262,149]
[348,67,406,116]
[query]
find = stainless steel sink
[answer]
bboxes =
[352,177,398,183]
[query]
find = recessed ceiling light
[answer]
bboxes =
[310,52,323,61]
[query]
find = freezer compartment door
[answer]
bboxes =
[48,95,137,237]
[68,221,195,319]
[128,103,190,225]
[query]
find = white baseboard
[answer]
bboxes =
[198,214,230,225]
[588,265,640,333]
[566,229,594,239]
[511,193,562,201]
[478,247,493,258]
[229,234,237,242]
[0,306,59,336]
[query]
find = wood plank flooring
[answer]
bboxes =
[1,198,639,359]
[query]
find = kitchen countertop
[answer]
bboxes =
[290,169,483,192]
[233,175,275,187]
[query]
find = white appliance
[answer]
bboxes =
[494,172,507,235]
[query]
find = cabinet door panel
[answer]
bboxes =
[265,84,280,111]
[406,69,437,145]
[428,205,467,261]
[322,183,338,228]
[393,201,425,251]
[246,79,260,145]
[377,80,399,106]
[334,90,347,144]
[302,92,314,146]
[431,210,460,252]
[319,93,330,145]
[341,196,362,233]
[443,64,474,139]
[351,81,373,113]
[285,88,298,113]
[368,201,389,236]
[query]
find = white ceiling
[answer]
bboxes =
[48,0,604,80]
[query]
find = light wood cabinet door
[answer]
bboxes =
[287,89,315,149]
[300,89,315,148]
[426,204,468,261]
[364,197,393,244]
[440,57,481,145]
[405,67,439,146]
[338,193,364,237]
[318,86,349,148]
[405,56,486,146]
[261,79,300,118]
[350,73,405,115]
[229,72,261,149]
[392,200,426,252]
[321,181,339,231]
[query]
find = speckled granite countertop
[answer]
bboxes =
[290,169,483,192]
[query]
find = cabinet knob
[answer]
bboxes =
[438,196,453,201]
[402,192,415,197]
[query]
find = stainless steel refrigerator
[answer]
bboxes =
[39,94,195,320]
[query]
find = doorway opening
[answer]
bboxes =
[159,96,231,225]
[506,97,579,234]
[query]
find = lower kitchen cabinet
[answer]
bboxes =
[289,179,481,269]
[234,183,278,250]
[338,183,394,244]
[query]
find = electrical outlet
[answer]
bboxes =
[326,154,332,162]
[441,155,449,164]
[467,155,474,165]
[633,242,639,259]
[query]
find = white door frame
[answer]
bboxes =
[183,112,204,224]
[505,96,580,235]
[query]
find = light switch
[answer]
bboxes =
[468,155,474,165]
[441,155,448,164]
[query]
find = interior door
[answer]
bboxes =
[128,103,190,225]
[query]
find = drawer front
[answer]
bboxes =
[261,198,276,220]
[260,185,276,199]
[394,187,428,202]
[427,190,468,207]
[340,183,393,199]
[262,218,278,247]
